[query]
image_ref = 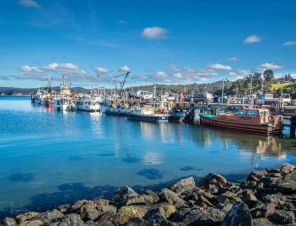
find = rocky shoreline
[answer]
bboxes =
[2,163,296,226]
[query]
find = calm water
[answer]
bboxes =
[0,96,296,213]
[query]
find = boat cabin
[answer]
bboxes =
[217,107,278,124]
[131,105,154,115]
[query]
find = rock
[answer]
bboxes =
[159,188,188,208]
[283,170,296,181]
[220,201,252,226]
[260,193,286,206]
[3,217,17,226]
[281,163,295,174]
[252,218,274,226]
[195,195,215,208]
[271,210,295,224]
[240,181,257,189]
[19,220,43,226]
[199,173,231,194]
[95,199,116,215]
[58,204,70,213]
[33,209,64,224]
[144,189,160,203]
[97,220,115,226]
[276,180,296,193]
[240,190,258,207]
[114,186,139,202]
[168,177,196,194]
[16,212,39,224]
[85,220,97,225]
[72,200,90,211]
[57,213,85,226]
[216,191,242,205]
[148,213,185,226]
[125,194,155,206]
[247,170,267,181]
[80,203,99,220]
[126,217,148,226]
[250,202,275,218]
[112,206,148,226]
[160,203,177,219]
[97,211,115,225]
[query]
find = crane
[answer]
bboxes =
[117,72,130,98]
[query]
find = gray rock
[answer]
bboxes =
[33,209,64,224]
[240,181,257,189]
[252,218,274,226]
[271,210,295,224]
[96,211,115,225]
[57,213,85,226]
[126,217,148,226]
[260,193,286,206]
[168,177,196,194]
[80,203,99,220]
[280,163,295,174]
[250,202,275,218]
[145,189,160,203]
[283,170,296,181]
[276,180,296,193]
[159,188,188,208]
[3,217,17,226]
[125,194,155,206]
[220,201,252,226]
[199,173,231,194]
[148,213,185,226]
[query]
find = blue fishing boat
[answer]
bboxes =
[127,105,169,122]
[105,103,130,117]
[168,109,192,123]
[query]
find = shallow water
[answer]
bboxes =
[0,96,296,213]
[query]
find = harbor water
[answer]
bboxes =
[0,96,296,213]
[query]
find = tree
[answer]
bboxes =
[285,73,292,82]
[263,70,275,84]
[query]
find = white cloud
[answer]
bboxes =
[94,67,109,74]
[42,63,87,74]
[169,64,181,72]
[283,41,296,46]
[227,57,239,62]
[21,65,43,73]
[18,0,41,8]
[238,69,251,75]
[258,63,283,72]
[184,66,195,73]
[207,64,232,70]
[229,72,237,76]
[244,35,261,44]
[117,20,127,24]
[197,69,219,77]
[118,66,130,72]
[141,27,167,39]
[174,73,183,79]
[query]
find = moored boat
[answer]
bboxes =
[168,108,192,123]
[199,106,283,135]
[105,102,130,117]
[127,105,169,122]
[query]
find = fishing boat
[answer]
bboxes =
[127,105,169,122]
[199,106,283,135]
[168,108,192,123]
[105,102,130,117]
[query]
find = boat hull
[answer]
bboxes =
[127,112,169,122]
[168,115,191,123]
[105,108,128,117]
[199,114,281,135]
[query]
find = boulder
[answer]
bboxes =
[220,201,252,226]
[260,193,286,206]
[125,194,155,206]
[113,186,139,207]
[80,203,99,220]
[126,217,148,226]
[168,177,196,194]
[112,206,148,226]
[148,213,185,226]
[159,188,188,208]
[32,209,64,224]
[96,211,115,225]
[271,210,295,224]
[57,213,85,226]
[280,163,295,174]
[3,217,17,226]
[250,202,275,218]
[276,180,296,193]
[198,172,231,194]
[144,189,160,203]
[19,220,43,226]
[252,218,274,226]
[16,212,39,224]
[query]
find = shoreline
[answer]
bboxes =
[1,163,296,225]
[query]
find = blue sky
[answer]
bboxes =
[0,0,295,88]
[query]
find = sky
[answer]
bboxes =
[0,0,295,88]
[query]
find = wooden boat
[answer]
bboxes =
[127,105,169,122]
[168,109,192,122]
[199,106,283,135]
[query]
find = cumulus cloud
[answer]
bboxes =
[207,64,232,70]
[169,64,181,72]
[229,72,237,76]
[283,41,296,46]
[238,69,251,75]
[141,27,167,39]
[196,69,219,77]
[258,63,283,71]
[118,66,130,72]
[174,73,183,79]
[244,35,261,44]
[21,65,43,73]
[94,67,109,74]
[18,0,41,8]
[227,57,239,62]
[42,63,87,74]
